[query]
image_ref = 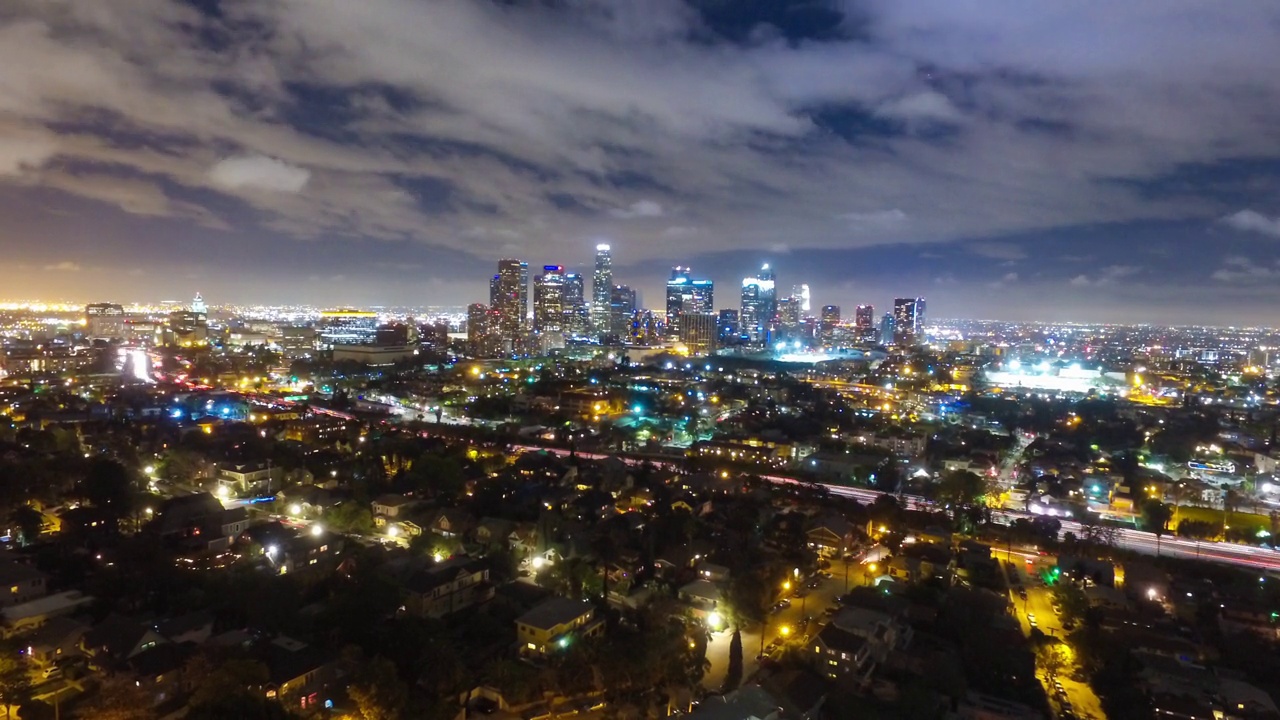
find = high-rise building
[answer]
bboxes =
[533,265,566,333]
[609,285,636,339]
[85,303,126,341]
[563,272,590,337]
[879,313,895,346]
[467,303,500,357]
[740,264,778,344]
[630,310,662,345]
[679,312,717,356]
[819,305,840,345]
[191,292,207,315]
[855,305,874,333]
[666,267,714,339]
[492,259,528,352]
[892,297,926,346]
[592,244,613,337]
[717,309,740,345]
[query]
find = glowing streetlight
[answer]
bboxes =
[532,556,546,570]
[215,485,230,499]
[779,625,791,637]
[143,465,155,475]
[387,524,399,538]
[311,524,324,537]
[289,504,303,516]
[782,580,792,591]
[707,611,722,630]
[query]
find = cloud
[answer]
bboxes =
[968,241,1027,261]
[0,134,55,175]
[1067,265,1140,286]
[209,156,311,193]
[987,271,1019,289]
[609,199,665,219]
[43,261,81,272]
[875,91,962,123]
[1210,255,1277,282]
[840,209,908,227]
[1221,210,1280,238]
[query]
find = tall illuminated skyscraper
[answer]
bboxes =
[666,267,713,338]
[533,265,566,333]
[609,285,636,338]
[892,297,926,346]
[819,305,840,345]
[592,244,613,337]
[493,259,528,352]
[740,263,778,344]
[564,271,589,336]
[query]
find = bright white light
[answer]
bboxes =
[311,524,324,537]
[387,525,399,538]
[143,465,155,475]
[266,544,278,557]
[532,556,546,570]
[433,552,445,563]
[215,485,230,499]
[289,504,302,516]
[707,612,722,629]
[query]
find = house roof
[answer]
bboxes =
[403,557,489,595]
[517,596,593,631]
[813,623,869,656]
[0,560,46,586]
[83,615,158,659]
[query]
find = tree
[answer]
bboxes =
[81,457,135,519]
[7,505,42,547]
[0,650,29,720]
[1141,500,1174,555]
[349,655,408,720]
[1036,642,1067,680]
[76,682,153,720]
[724,629,743,692]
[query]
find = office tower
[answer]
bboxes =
[493,259,528,352]
[533,265,566,333]
[467,303,499,357]
[191,292,207,315]
[679,312,717,356]
[166,310,210,348]
[592,243,613,337]
[85,303,126,341]
[879,313,895,346]
[631,310,662,345]
[564,272,590,337]
[855,304,874,340]
[740,263,778,344]
[778,295,802,327]
[280,326,317,358]
[666,267,714,338]
[609,285,636,339]
[819,305,840,345]
[892,297,926,346]
[717,309,740,345]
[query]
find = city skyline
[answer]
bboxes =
[4,2,1280,324]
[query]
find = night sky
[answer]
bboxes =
[3,1,1280,324]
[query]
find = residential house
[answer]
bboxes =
[0,561,48,607]
[806,514,855,558]
[217,460,285,496]
[808,624,874,685]
[430,508,475,538]
[678,579,721,621]
[128,643,189,708]
[23,616,88,667]
[371,494,417,525]
[264,636,336,713]
[473,517,514,548]
[1,591,94,637]
[149,492,249,552]
[831,605,912,663]
[516,596,604,657]
[696,561,731,583]
[402,557,493,619]
[81,615,168,670]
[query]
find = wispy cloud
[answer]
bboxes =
[1221,210,1280,238]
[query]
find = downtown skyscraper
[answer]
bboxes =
[666,267,714,339]
[740,263,778,345]
[490,258,528,352]
[892,297,926,346]
[591,244,613,338]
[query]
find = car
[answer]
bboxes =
[779,599,792,608]
[1027,613,1037,627]
[824,606,839,616]
[40,666,62,681]
[1017,588,1028,600]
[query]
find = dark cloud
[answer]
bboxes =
[2,0,1280,322]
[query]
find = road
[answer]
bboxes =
[702,561,877,691]
[999,550,1104,720]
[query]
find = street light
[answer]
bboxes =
[779,625,791,637]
